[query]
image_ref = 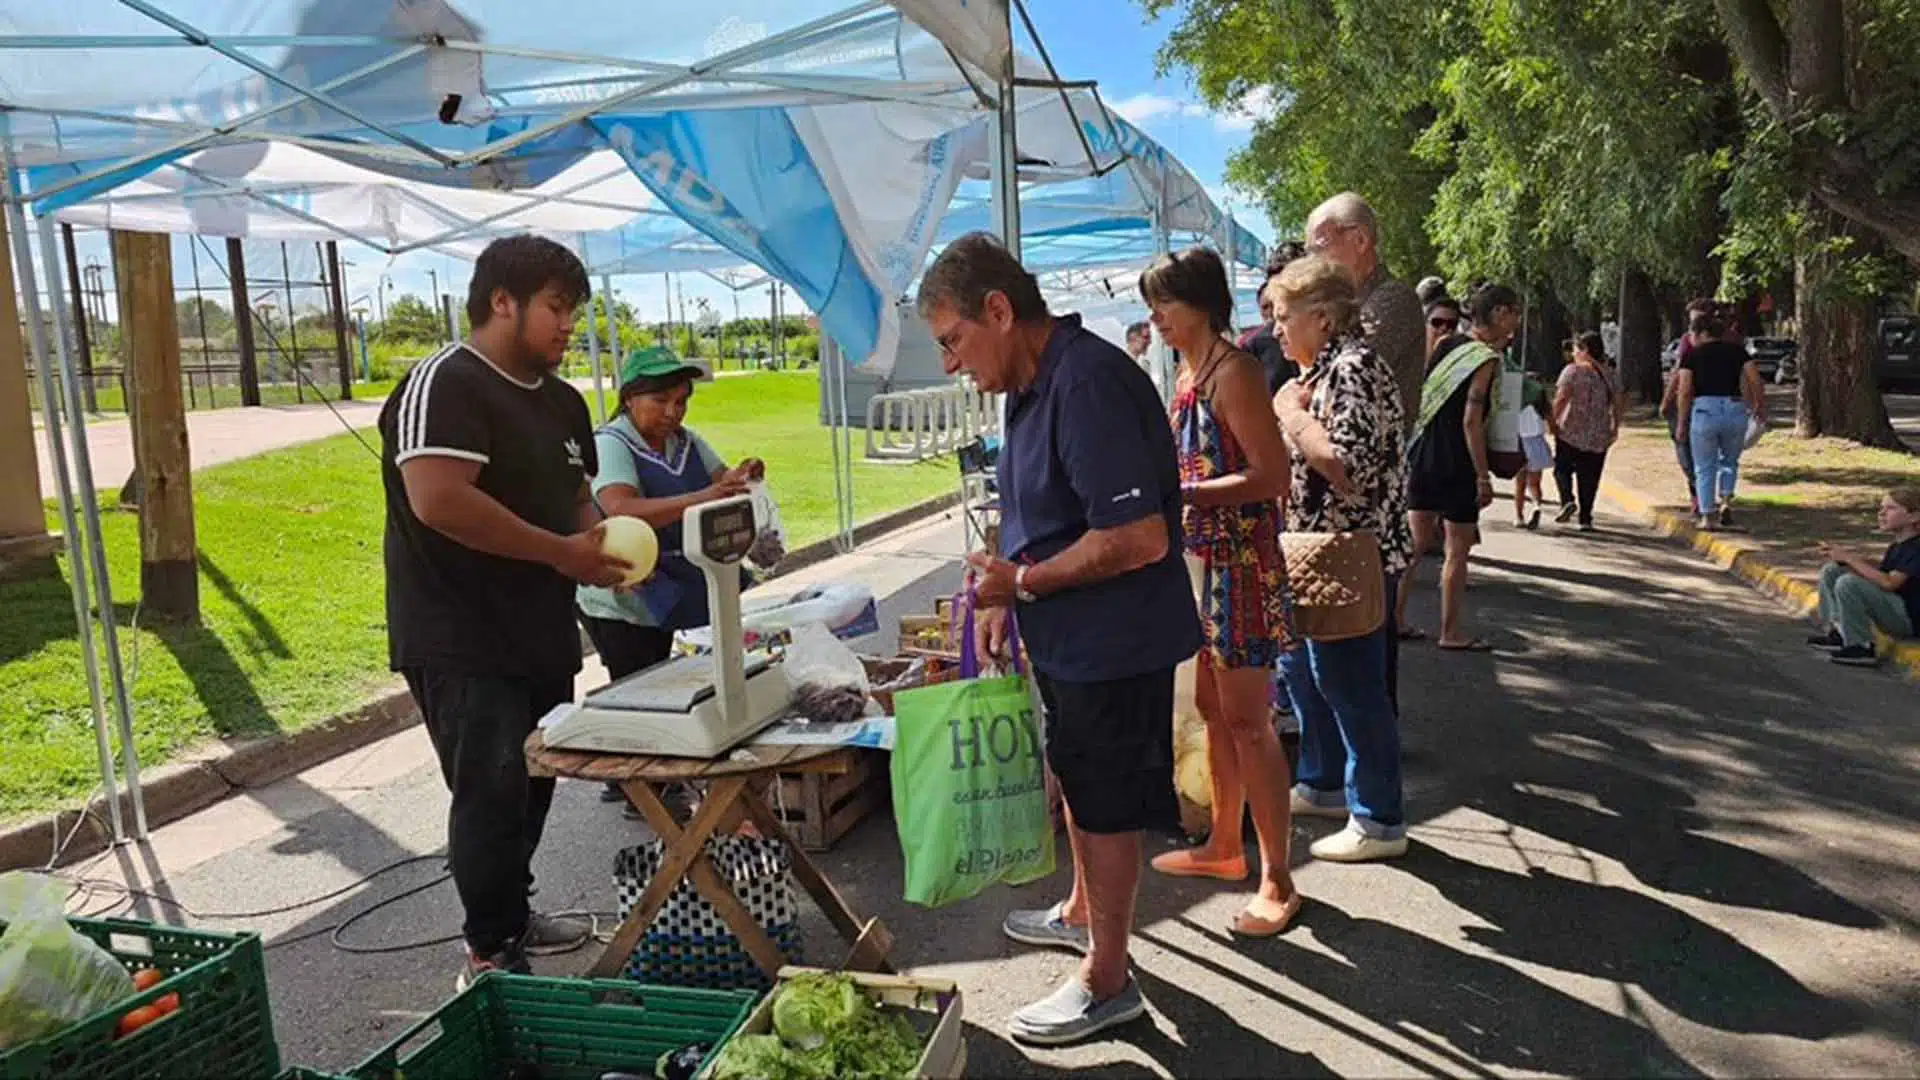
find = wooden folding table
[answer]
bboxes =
[523,731,895,981]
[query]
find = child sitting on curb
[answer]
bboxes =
[1808,486,1920,667]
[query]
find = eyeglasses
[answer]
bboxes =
[1429,317,1459,330]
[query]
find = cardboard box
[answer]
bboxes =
[698,966,966,1079]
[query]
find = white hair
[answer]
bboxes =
[1307,192,1380,246]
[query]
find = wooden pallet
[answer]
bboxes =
[774,748,887,852]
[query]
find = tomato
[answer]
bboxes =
[131,969,164,992]
[153,993,181,1016]
[116,1006,162,1038]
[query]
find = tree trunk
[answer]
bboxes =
[1794,214,1903,448]
[1619,268,1664,405]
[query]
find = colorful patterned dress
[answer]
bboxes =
[1170,356,1295,669]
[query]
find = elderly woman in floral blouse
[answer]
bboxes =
[1268,255,1413,864]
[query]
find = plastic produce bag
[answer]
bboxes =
[785,622,869,725]
[890,594,1055,907]
[1173,555,1212,815]
[745,481,787,571]
[0,872,134,1049]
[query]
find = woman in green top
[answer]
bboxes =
[578,346,765,808]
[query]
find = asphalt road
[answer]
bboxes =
[67,499,1920,1077]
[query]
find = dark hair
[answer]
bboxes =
[1426,297,1462,319]
[915,232,1047,323]
[1688,309,1721,337]
[1138,246,1234,334]
[1467,282,1520,325]
[1576,330,1608,363]
[1125,320,1151,339]
[1264,240,1307,280]
[466,235,591,328]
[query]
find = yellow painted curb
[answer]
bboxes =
[1599,479,1920,681]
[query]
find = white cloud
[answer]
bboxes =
[1211,87,1276,132]
[1109,92,1207,125]
[1109,88,1276,134]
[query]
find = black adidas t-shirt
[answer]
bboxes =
[380,345,596,680]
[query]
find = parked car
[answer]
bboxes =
[1877,316,1920,391]
[1747,337,1798,384]
[1661,337,1684,372]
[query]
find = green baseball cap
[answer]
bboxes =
[618,346,705,386]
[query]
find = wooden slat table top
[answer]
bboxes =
[524,730,857,781]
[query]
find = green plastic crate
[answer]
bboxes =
[352,974,758,1080]
[0,916,279,1080]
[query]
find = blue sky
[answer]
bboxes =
[49,3,1268,329]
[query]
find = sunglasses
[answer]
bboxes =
[1429,316,1459,329]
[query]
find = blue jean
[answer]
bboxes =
[1280,584,1405,839]
[1689,396,1748,509]
[1666,412,1696,501]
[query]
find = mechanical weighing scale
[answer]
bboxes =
[543,495,792,757]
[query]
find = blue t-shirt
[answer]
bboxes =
[1881,536,1920,630]
[998,315,1202,682]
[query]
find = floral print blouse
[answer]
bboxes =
[1286,332,1415,575]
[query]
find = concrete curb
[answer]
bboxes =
[1600,479,1920,681]
[0,686,419,872]
[1,492,962,871]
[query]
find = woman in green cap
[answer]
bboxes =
[579,346,766,810]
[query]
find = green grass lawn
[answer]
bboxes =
[0,372,949,823]
[36,377,400,419]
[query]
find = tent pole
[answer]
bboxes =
[584,243,604,422]
[1151,205,1174,402]
[988,1,1021,256]
[39,215,148,838]
[0,126,126,843]
[602,273,620,379]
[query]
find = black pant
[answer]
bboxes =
[578,613,675,681]
[1553,442,1608,525]
[403,667,573,955]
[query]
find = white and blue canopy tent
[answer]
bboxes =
[0,0,1264,841]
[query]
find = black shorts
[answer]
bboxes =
[1034,667,1178,835]
[1408,467,1481,525]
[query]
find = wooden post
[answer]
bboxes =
[324,242,352,400]
[226,238,260,406]
[0,210,57,567]
[113,229,199,623]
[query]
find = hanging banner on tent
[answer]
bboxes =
[593,109,896,373]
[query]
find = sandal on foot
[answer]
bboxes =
[1437,638,1493,653]
[1396,627,1428,642]
[1230,892,1305,939]
[1150,849,1249,881]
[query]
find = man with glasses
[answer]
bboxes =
[1307,193,1426,437]
[918,231,1200,1047]
[1426,296,1463,360]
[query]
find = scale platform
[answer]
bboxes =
[543,652,790,758]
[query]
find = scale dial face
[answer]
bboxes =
[696,499,756,565]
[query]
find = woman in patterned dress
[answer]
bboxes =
[1268,255,1413,864]
[1138,247,1303,937]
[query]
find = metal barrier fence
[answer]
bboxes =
[863,383,1001,462]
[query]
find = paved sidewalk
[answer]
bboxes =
[34,397,385,496]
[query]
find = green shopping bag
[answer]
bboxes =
[890,595,1056,908]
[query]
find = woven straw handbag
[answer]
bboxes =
[1280,530,1385,642]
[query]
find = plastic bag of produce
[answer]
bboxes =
[784,622,871,725]
[745,480,788,572]
[0,872,134,1049]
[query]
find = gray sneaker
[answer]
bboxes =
[1008,976,1147,1046]
[523,911,591,956]
[1002,902,1089,954]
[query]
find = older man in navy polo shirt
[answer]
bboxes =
[918,232,1201,1047]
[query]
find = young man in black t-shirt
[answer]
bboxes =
[380,235,629,987]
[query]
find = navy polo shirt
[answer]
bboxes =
[998,315,1201,682]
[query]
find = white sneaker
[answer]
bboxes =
[1290,791,1347,820]
[1310,826,1409,863]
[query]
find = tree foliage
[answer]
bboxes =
[1148,0,1918,440]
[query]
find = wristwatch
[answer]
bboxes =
[1014,564,1038,603]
